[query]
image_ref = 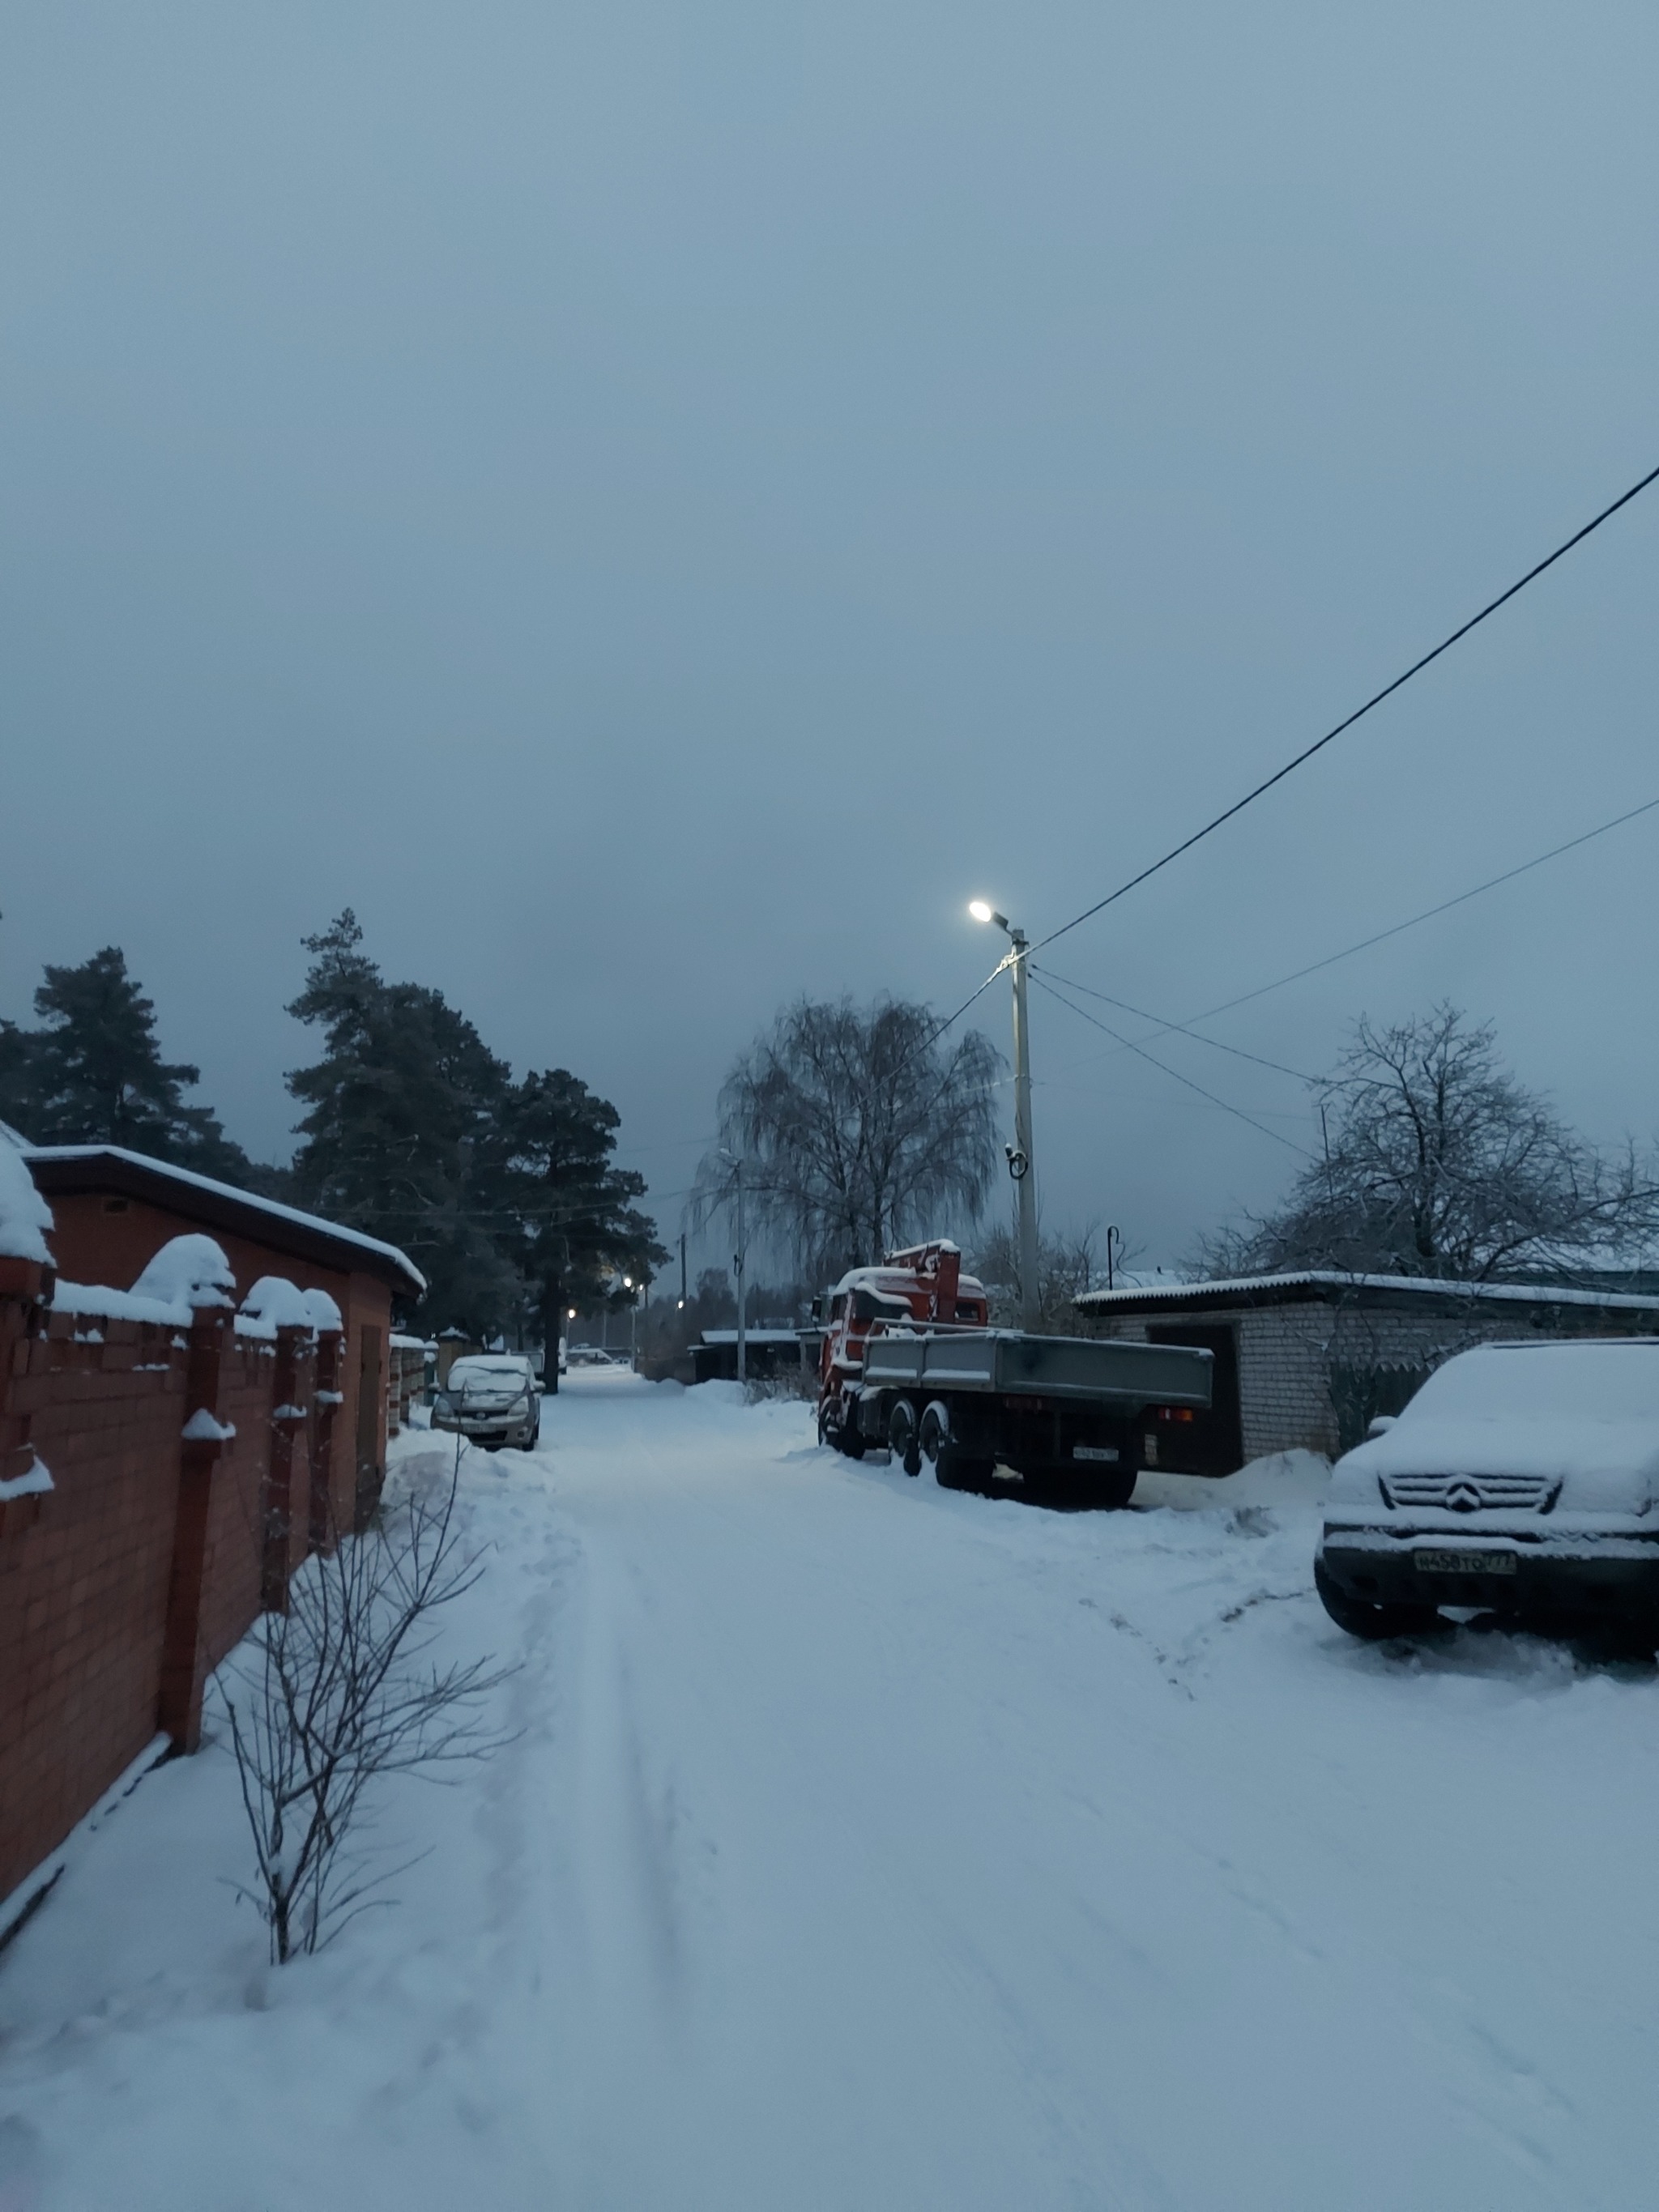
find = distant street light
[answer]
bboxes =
[970,898,1039,1332]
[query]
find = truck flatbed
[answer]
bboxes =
[859,1328,1213,1409]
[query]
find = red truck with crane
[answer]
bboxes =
[814,1239,1216,1507]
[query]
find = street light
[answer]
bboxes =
[970,897,1039,1332]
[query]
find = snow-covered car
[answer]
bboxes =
[565,1346,625,1368]
[1317,1340,1659,1644]
[432,1355,541,1450]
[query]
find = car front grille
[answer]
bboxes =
[1381,1473,1559,1513]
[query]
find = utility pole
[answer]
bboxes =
[679,1230,688,1310]
[971,901,1039,1332]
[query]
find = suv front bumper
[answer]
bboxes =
[431,1408,537,1447]
[1320,1527,1659,1617]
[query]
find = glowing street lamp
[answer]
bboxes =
[970,897,1038,1332]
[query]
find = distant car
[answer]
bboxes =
[565,1346,626,1369]
[1317,1340,1659,1647]
[432,1354,541,1451]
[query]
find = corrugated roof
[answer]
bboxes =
[26,1145,425,1297]
[1074,1268,1659,1315]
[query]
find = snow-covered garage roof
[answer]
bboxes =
[25,1145,426,1297]
[1074,1268,1659,1318]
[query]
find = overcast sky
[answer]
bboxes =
[4,1,1657,1276]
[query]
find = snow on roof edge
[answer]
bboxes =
[1074,1268,1659,1314]
[24,1146,425,1293]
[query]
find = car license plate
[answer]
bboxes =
[1073,1444,1120,1463]
[1416,1549,1517,1576]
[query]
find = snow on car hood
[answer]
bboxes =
[1341,1340,1659,1488]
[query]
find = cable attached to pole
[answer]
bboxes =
[1034,459,1659,956]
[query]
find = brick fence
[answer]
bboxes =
[0,1249,367,1914]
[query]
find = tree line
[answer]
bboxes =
[6,922,1650,1351]
[1,914,663,1360]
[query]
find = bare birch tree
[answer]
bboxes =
[697,996,1003,1285]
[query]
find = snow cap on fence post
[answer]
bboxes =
[132,1234,237,1313]
[0,1137,53,1270]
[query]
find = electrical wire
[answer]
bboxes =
[1032,459,1659,956]
[1082,789,1659,1059]
[1030,963,1317,1082]
[1029,970,1313,1156]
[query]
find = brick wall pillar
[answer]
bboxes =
[311,1328,343,1552]
[0,1259,49,1541]
[157,1308,228,1750]
[262,1323,308,1613]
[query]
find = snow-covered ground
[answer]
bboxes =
[3,1372,1658,2210]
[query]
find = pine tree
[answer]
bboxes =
[285,914,521,1336]
[2,945,256,1179]
[500,1068,667,1391]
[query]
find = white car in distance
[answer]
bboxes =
[433,1354,541,1451]
[1318,1339,1659,1649]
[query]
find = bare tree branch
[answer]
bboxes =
[221,1439,514,1963]
[1201,1005,1659,1284]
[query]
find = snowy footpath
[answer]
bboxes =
[2,1372,1658,2211]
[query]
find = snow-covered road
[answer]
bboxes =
[3,1373,1657,2210]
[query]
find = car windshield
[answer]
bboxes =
[448,1361,529,1387]
[1404,1342,1659,1426]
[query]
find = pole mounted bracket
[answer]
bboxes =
[1004,1144,1029,1182]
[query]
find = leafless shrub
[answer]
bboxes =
[972,1219,1137,1331]
[222,1443,511,1963]
[744,1367,817,1404]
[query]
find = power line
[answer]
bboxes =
[1034,458,1659,956]
[1097,790,1659,1055]
[1030,963,1317,1083]
[1029,970,1312,1156]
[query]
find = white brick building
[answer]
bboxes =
[1073,1272,1659,1469]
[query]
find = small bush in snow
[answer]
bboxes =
[223,1444,510,1963]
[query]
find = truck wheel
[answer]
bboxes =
[887,1399,922,1477]
[919,1403,953,1476]
[1314,1556,1442,1642]
[818,1400,864,1456]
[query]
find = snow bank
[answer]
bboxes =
[0,1140,53,1265]
[131,1236,237,1312]
[1134,1447,1332,1514]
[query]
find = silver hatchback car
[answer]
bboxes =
[432,1354,542,1451]
[1318,1339,1659,1646]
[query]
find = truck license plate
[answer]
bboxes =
[1416,1549,1517,1576]
[1073,1444,1120,1463]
